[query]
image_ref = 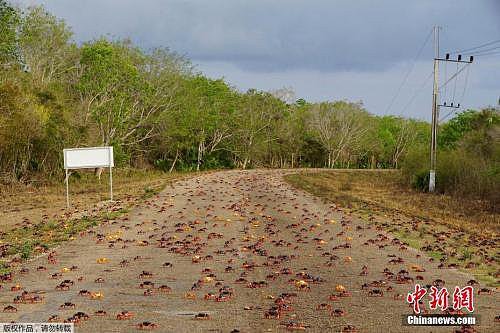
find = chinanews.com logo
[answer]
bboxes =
[404,284,479,326]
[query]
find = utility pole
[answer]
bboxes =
[428,26,473,192]
[429,26,440,192]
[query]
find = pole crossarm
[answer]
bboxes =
[438,104,460,108]
[435,58,472,63]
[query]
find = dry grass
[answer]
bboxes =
[0,168,189,232]
[286,169,499,235]
[0,169,192,269]
[285,170,499,286]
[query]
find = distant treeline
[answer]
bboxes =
[0,2,498,205]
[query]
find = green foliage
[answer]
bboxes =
[400,145,429,190]
[20,240,33,260]
[0,0,19,64]
[402,109,500,206]
[439,110,476,148]
[0,260,10,274]
[440,109,499,150]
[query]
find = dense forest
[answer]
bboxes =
[0,2,498,204]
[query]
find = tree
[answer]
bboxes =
[371,116,423,168]
[77,40,183,154]
[186,76,237,171]
[440,109,500,153]
[270,86,296,105]
[0,81,43,180]
[19,6,76,86]
[308,101,369,168]
[231,90,285,169]
[0,0,19,65]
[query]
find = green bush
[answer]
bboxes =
[401,109,500,207]
[402,143,499,206]
[20,241,34,260]
[401,145,428,189]
[411,170,429,191]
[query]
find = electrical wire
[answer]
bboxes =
[435,37,494,122]
[440,108,457,122]
[384,28,433,114]
[459,64,470,107]
[440,64,471,123]
[442,56,448,105]
[472,50,500,57]
[464,45,500,56]
[449,38,500,54]
[451,62,459,104]
[439,63,471,90]
[399,71,434,116]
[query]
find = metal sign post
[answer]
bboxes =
[63,146,114,208]
[109,164,113,201]
[65,169,70,208]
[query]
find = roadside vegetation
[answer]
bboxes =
[402,109,499,208]
[0,169,187,270]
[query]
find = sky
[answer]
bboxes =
[14,0,500,120]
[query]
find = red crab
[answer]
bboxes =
[136,322,158,330]
[194,312,210,320]
[116,311,134,320]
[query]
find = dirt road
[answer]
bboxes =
[1,170,497,332]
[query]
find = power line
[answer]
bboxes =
[442,56,448,105]
[430,28,477,192]
[451,61,459,104]
[440,108,457,122]
[464,45,500,55]
[384,28,433,114]
[471,50,500,57]
[439,63,471,123]
[439,63,471,90]
[449,38,500,54]
[399,71,434,115]
[459,64,470,105]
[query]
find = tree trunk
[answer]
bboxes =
[94,167,104,182]
[242,156,249,169]
[169,149,179,173]
[197,141,203,171]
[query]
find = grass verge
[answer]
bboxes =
[0,168,193,274]
[285,170,499,286]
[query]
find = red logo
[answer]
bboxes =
[407,285,474,314]
[429,286,449,311]
[407,284,427,314]
[452,286,474,312]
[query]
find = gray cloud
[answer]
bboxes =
[13,0,500,118]
[15,0,500,72]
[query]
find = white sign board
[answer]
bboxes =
[64,146,114,169]
[63,146,114,208]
